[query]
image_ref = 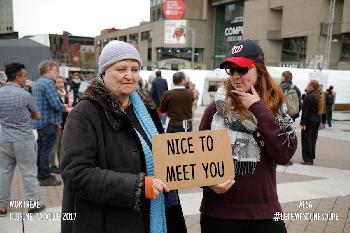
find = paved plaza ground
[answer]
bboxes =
[1,107,350,233]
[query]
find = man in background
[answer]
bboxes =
[161,71,194,133]
[149,70,168,126]
[280,71,302,121]
[0,63,45,216]
[32,60,69,186]
[280,71,302,166]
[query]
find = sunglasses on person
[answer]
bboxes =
[225,64,256,76]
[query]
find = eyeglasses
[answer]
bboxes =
[224,64,256,76]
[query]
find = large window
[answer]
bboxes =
[214,1,244,68]
[281,36,307,62]
[151,6,162,21]
[141,31,151,41]
[148,48,152,61]
[156,8,162,21]
[119,36,127,42]
[152,10,156,21]
[340,33,350,61]
[129,33,138,42]
[156,48,204,63]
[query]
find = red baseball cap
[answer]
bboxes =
[220,40,265,68]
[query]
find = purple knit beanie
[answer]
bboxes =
[98,40,142,75]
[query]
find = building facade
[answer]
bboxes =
[49,33,95,69]
[26,33,95,78]
[0,0,13,34]
[243,0,350,70]
[95,0,350,70]
[95,0,215,70]
[0,38,52,80]
[0,0,17,38]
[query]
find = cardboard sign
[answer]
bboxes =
[152,129,235,190]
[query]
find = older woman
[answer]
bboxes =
[199,40,297,233]
[61,41,186,233]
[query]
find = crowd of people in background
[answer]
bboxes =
[0,39,338,233]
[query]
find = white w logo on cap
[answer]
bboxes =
[231,45,243,55]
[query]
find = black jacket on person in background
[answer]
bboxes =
[149,77,168,107]
[60,80,186,233]
[58,92,69,127]
[300,90,321,126]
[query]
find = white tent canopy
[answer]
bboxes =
[205,68,227,79]
[141,67,350,106]
[201,69,227,105]
[267,67,350,104]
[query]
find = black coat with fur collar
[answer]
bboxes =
[60,80,163,233]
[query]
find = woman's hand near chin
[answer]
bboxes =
[231,86,260,109]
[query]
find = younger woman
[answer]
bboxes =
[199,40,297,233]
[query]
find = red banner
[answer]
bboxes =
[163,0,186,20]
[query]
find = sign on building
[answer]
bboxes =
[163,0,186,20]
[164,20,186,44]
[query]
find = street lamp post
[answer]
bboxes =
[324,0,336,70]
[157,49,161,68]
[191,29,195,69]
[189,28,198,69]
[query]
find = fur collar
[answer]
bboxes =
[79,79,155,130]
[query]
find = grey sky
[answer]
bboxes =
[13,0,150,37]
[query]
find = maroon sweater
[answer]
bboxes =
[199,101,297,220]
[160,88,194,124]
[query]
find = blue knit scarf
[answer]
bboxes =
[129,91,167,233]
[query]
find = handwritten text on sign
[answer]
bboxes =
[152,129,235,190]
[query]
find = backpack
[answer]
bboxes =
[284,85,300,117]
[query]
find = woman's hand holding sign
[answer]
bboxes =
[209,179,235,194]
[153,178,169,198]
[145,177,169,199]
